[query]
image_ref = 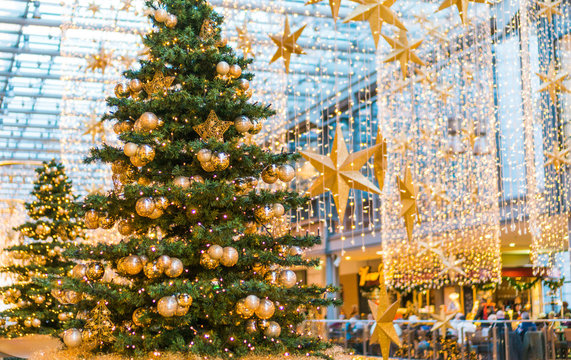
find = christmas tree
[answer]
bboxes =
[0,160,84,337]
[59,0,339,358]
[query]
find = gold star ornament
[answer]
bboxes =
[300,126,382,221]
[368,273,401,360]
[193,111,233,142]
[305,0,343,21]
[536,61,570,103]
[269,16,306,73]
[438,254,466,281]
[236,21,255,58]
[436,0,490,25]
[544,146,570,171]
[537,0,562,23]
[374,129,388,191]
[83,115,106,143]
[142,71,175,97]
[431,310,457,332]
[342,0,406,48]
[397,166,420,241]
[86,47,113,74]
[382,30,425,78]
[87,2,100,15]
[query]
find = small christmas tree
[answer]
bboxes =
[0,160,84,337]
[59,0,340,358]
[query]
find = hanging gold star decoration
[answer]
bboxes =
[417,240,444,257]
[83,114,106,143]
[391,136,413,157]
[536,61,570,103]
[236,21,255,58]
[437,148,456,162]
[397,167,420,241]
[342,0,406,48]
[426,24,449,44]
[87,2,100,15]
[305,0,343,21]
[83,182,105,196]
[300,126,382,221]
[199,19,216,41]
[544,146,570,171]
[537,0,562,23]
[374,129,388,191]
[414,12,433,27]
[462,121,478,149]
[120,54,137,69]
[120,0,133,11]
[193,111,233,142]
[368,273,401,360]
[142,71,175,97]
[425,182,451,208]
[434,83,453,105]
[414,67,437,87]
[269,16,306,73]
[86,47,113,74]
[431,310,457,332]
[437,254,466,281]
[435,0,490,25]
[382,30,425,79]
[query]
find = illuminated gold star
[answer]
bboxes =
[544,146,570,171]
[431,310,457,332]
[374,129,388,191]
[142,71,175,97]
[426,24,449,44]
[437,254,466,281]
[120,0,133,11]
[193,111,233,143]
[86,47,114,74]
[382,30,425,79]
[437,148,456,162]
[425,182,451,208]
[83,183,105,196]
[83,115,106,143]
[300,126,382,221]
[436,0,491,25]
[87,2,100,15]
[120,54,137,69]
[414,67,437,87]
[417,241,444,258]
[537,0,562,23]
[342,0,406,48]
[269,16,306,73]
[414,12,432,27]
[368,273,401,360]
[236,21,255,58]
[434,83,453,105]
[391,136,413,157]
[397,167,420,241]
[305,0,343,21]
[536,61,570,103]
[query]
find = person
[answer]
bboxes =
[493,310,510,336]
[453,314,476,344]
[475,297,495,321]
[516,312,537,340]
[562,301,569,316]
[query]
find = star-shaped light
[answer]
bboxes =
[300,126,382,221]
[269,16,306,73]
[87,2,100,15]
[305,0,343,21]
[374,129,388,191]
[397,167,421,241]
[86,47,113,74]
[426,24,449,44]
[417,241,444,258]
[434,83,453,105]
[120,0,133,11]
[425,182,451,208]
[391,136,413,157]
[414,12,432,26]
[193,111,233,143]
[437,148,456,162]
[342,0,406,49]
[438,254,466,281]
[431,310,457,332]
[382,30,425,79]
[83,183,105,196]
[83,115,106,143]
[544,146,570,171]
[536,61,570,103]
[120,54,137,69]
[436,0,490,25]
[236,21,255,58]
[368,273,401,360]
[537,0,562,23]
[142,71,175,97]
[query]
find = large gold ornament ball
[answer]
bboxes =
[117,220,134,236]
[234,116,252,133]
[132,308,150,326]
[139,112,159,131]
[99,216,115,229]
[32,318,41,328]
[239,79,250,91]
[165,14,178,28]
[137,144,156,163]
[216,61,230,76]
[24,319,32,327]
[261,165,278,184]
[34,295,45,305]
[245,222,258,234]
[264,321,281,338]
[245,319,257,334]
[36,224,50,236]
[71,264,87,279]
[114,83,129,98]
[156,255,172,270]
[86,263,105,281]
[279,270,297,288]
[255,299,275,320]
[157,296,178,317]
[277,164,295,182]
[196,148,212,163]
[244,295,260,311]
[211,152,230,171]
[207,245,223,260]
[200,253,219,269]
[175,304,189,316]
[164,258,184,278]
[220,246,238,267]
[143,262,162,278]
[135,197,156,217]
[154,196,169,210]
[123,255,143,275]
[289,246,304,256]
[63,328,82,348]
[129,79,142,92]
[130,155,146,167]
[173,176,191,189]
[254,206,274,224]
[228,64,242,78]
[177,293,192,307]
[148,207,163,219]
[58,312,69,321]
[154,8,168,22]
[249,119,262,134]
[265,271,279,284]
[201,160,216,172]
[121,120,134,132]
[272,203,285,217]
[124,142,139,157]
[236,299,254,319]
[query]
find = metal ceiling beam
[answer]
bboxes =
[0,46,60,57]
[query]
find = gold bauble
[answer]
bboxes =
[138,177,152,186]
[261,165,278,184]
[272,203,285,217]
[173,176,191,188]
[114,83,129,98]
[137,144,156,163]
[249,119,262,134]
[245,222,258,234]
[148,207,163,219]
[139,255,149,265]
[200,253,219,269]
[58,312,68,321]
[289,246,304,256]
[207,245,223,260]
[277,164,295,182]
[156,255,172,270]
[121,120,134,132]
[32,318,41,328]
[123,255,143,275]
[196,148,212,163]
[201,160,216,172]
[143,261,162,278]
[175,305,189,316]
[216,61,230,76]
[220,247,238,267]
[228,64,242,78]
[255,299,275,320]
[264,321,281,338]
[139,112,159,131]
[135,197,156,217]
[64,290,82,305]
[99,216,115,229]
[36,224,50,236]
[252,262,264,273]
[34,295,45,304]
[245,319,257,334]
[254,206,274,224]
[177,293,193,307]
[130,155,146,167]
[63,328,82,348]
[117,220,134,236]
[124,142,139,157]
[236,299,254,319]
[211,152,230,171]
[234,116,252,133]
[129,79,142,92]
[157,296,178,317]
[279,270,297,288]
[113,122,123,134]
[24,319,32,327]
[86,263,105,281]
[132,307,150,326]
[239,79,250,91]
[244,295,260,311]
[165,14,178,28]
[164,258,184,278]
[154,8,168,22]
[71,264,87,279]
[155,196,169,210]
[265,271,279,284]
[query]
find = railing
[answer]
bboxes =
[302,319,571,360]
